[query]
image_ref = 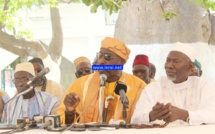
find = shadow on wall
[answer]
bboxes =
[124,43,215,82]
[60,56,77,91]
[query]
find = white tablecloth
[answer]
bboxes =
[0,124,215,134]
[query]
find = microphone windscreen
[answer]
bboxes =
[43,67,50,74]
[100,74,107,81]
[114,81,127,95]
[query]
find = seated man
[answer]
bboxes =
[1,62,60,124]
[29,58,66,100]
[131,42,215,126]
[73,56,92,78]
[132,54,154,84]
[149,63,156,79]
[0,90,10,120]
[190,59,202,77]
[57,37,146,124]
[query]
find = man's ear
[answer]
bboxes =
[200,70,203,77]
[189,62,195,70]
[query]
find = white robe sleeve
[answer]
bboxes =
[131,81,162,125]
[188,78,215,125]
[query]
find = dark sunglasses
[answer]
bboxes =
[96,52,117,61]
[76,68,91,76]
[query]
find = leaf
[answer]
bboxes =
[82,0,92,6]
[102,1,109,11]
[162,11,178,20]
[90,4,99,13]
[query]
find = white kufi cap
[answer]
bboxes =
[171,42,197,62]
[14,62,35,77]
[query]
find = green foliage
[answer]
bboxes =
[0,0,57,39]
[189,0,215,11]
[49,0,58,7]
[162,11,178,21]
[82,0,125,15]
[17,29,34,39]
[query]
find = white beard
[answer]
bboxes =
[167,75,176,82]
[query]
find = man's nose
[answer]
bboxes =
[97,56,106,64]
[16,81,25,87]
[82,71,88,75]
[165,62,174,68]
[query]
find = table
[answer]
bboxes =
[0,124,215,134]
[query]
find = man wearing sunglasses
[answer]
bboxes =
[73,56,92,78]
[57,37,146,125]
[132,54,155,84]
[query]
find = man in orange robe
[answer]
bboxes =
[57,37,146,125]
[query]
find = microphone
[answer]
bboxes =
[26,67,50,86]
[42,115,61,130]
[114,81,129,108]
[99,73,107,123]
[42,120,52,128]
[33,115,44,128]
[99,74,107,86]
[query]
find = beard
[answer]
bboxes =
[167,75,177,82]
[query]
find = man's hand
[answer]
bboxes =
[163,106,189,123]
[64,93,80,114]
[149,102,171,122]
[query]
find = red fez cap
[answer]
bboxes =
[133,54,150,67]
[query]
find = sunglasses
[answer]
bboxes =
[76,68,91,76]
[96,52,117,61]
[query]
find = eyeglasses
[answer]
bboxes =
[76,68,91,76]
[12,77,30,84]
[96,52,117,61]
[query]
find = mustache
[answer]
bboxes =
[17,84,30,91]
[165,69,175,73]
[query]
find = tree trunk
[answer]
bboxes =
[209,13,215,45]
[49,7,63,65]
[114,0,214,45]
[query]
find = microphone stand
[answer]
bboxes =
[99,85,105,123]
[122,104,127,122]
[0,86,34,129]
[103,95,114,123]
[122,99,129,125]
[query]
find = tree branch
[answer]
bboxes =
[3,0,10,11]
[0,30,48,58]
[0,42,28,57]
